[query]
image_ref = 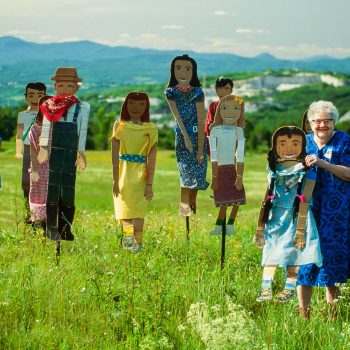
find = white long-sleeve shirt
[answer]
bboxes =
[40,101,90,152]
[17,110,37,145]
[209,125,245,165]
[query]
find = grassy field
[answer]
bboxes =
[0,142,350,349]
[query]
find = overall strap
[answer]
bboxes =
[72,103,81,123]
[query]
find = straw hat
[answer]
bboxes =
[51,67,82,82]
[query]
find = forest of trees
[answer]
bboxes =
[1,72,350,151]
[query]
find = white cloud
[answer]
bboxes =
[236,28,271,34]
[213,10,229,16]
[161,25,185,30]
[57,37,83,43]
[119,33,131,38]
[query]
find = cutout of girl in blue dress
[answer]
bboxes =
[165,54,209,216]
[254,126,322,302]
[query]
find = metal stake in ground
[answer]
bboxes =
[186,216,190,239]
[221,215,226,269]
[56,241,61,266]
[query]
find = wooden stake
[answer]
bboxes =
[186,216,190,240]
[56,241,61,266]
[220,215,226,269]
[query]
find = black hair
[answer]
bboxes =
[215,76,233,89]
[25,82,46,96]
[262,126,307,224]
[167,54,201,88]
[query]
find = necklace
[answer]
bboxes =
[176,84,192,92]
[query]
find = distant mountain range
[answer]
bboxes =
[0,36,350,87]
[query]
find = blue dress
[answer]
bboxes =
[262,163,322,268]
[298,131,350,286]
[165,87,209,190]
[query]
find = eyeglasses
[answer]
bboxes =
[310,119,334,126]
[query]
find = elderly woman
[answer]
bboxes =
[297,101,350,318]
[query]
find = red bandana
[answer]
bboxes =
[40,95,79,122]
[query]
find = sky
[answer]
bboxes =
[1,0,350,59]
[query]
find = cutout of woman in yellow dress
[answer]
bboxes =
[111,92,158,253]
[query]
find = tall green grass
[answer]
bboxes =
[0,142,349,349]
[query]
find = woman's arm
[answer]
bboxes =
[195,100,205,163]
[294,178,315,249]
[253,189,269,248]
[145,144,158,200]
[166,99,193,152]
[111,138,120,196]
[306,155,350,182]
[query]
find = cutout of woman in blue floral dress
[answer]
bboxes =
[254,126,322,303]
[165,54,209,216]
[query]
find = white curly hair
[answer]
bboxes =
[307,100,339,122]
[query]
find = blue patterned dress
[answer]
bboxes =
[165,87,209,190]
[298,131,350,286]
[262,163,322,268]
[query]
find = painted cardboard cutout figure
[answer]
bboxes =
[165,54,208,217]
[111,92,158,253]
[16,82,46,220]
[28,95,52,228]
[208,95,246,235]
[253,126,322,302]
[205,77,234,142]
[301,109,313,134]
[37,67,90,241]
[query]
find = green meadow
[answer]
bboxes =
[0,142,350,349]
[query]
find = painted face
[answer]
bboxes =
[303,119,313,134]
[309,112,335,140]
[174,60,193,85]
[276,134,303,161]
[127,99,147,121]
[216,83,233,99]
[220,100,242,125]
[54,81,79,96]
[25,88,45,110]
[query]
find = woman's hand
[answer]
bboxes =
[31,171,40,182]
[305,155,320,167]
[253,229,265,248]
[76,152,87,170]
[184,136,193,152]
[113,180,119,197]
[37,147,48,164]
[145,184,153,200]
[294,229,306,250]
[235,176,243,190]
[196,149,204,163]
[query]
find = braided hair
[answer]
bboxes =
[262,126,307,224]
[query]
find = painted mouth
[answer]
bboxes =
[282,154,297,159]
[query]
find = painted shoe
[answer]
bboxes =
[121,235,135,251]
[274,289,295,303]
[226,224,234,236]
[209,225,222,236]
[132,243,142,254]
[256,288,272,302]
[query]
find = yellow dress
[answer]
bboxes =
[112,121,158,220]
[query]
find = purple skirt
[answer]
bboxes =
[213,165,246,207]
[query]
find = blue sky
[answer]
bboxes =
[1,0,349,59]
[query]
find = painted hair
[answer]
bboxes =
[307,100,339,122]
[215,76,233,89]
[120,92,150,123]
[25,82,46,96]
[262,126,307,224]
[210,95,245,130]
[167,54,201,88]
[35,95,52,126]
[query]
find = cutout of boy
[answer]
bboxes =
[37,67,90,241]
[16,82,46,220]
[205,77,233,142]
